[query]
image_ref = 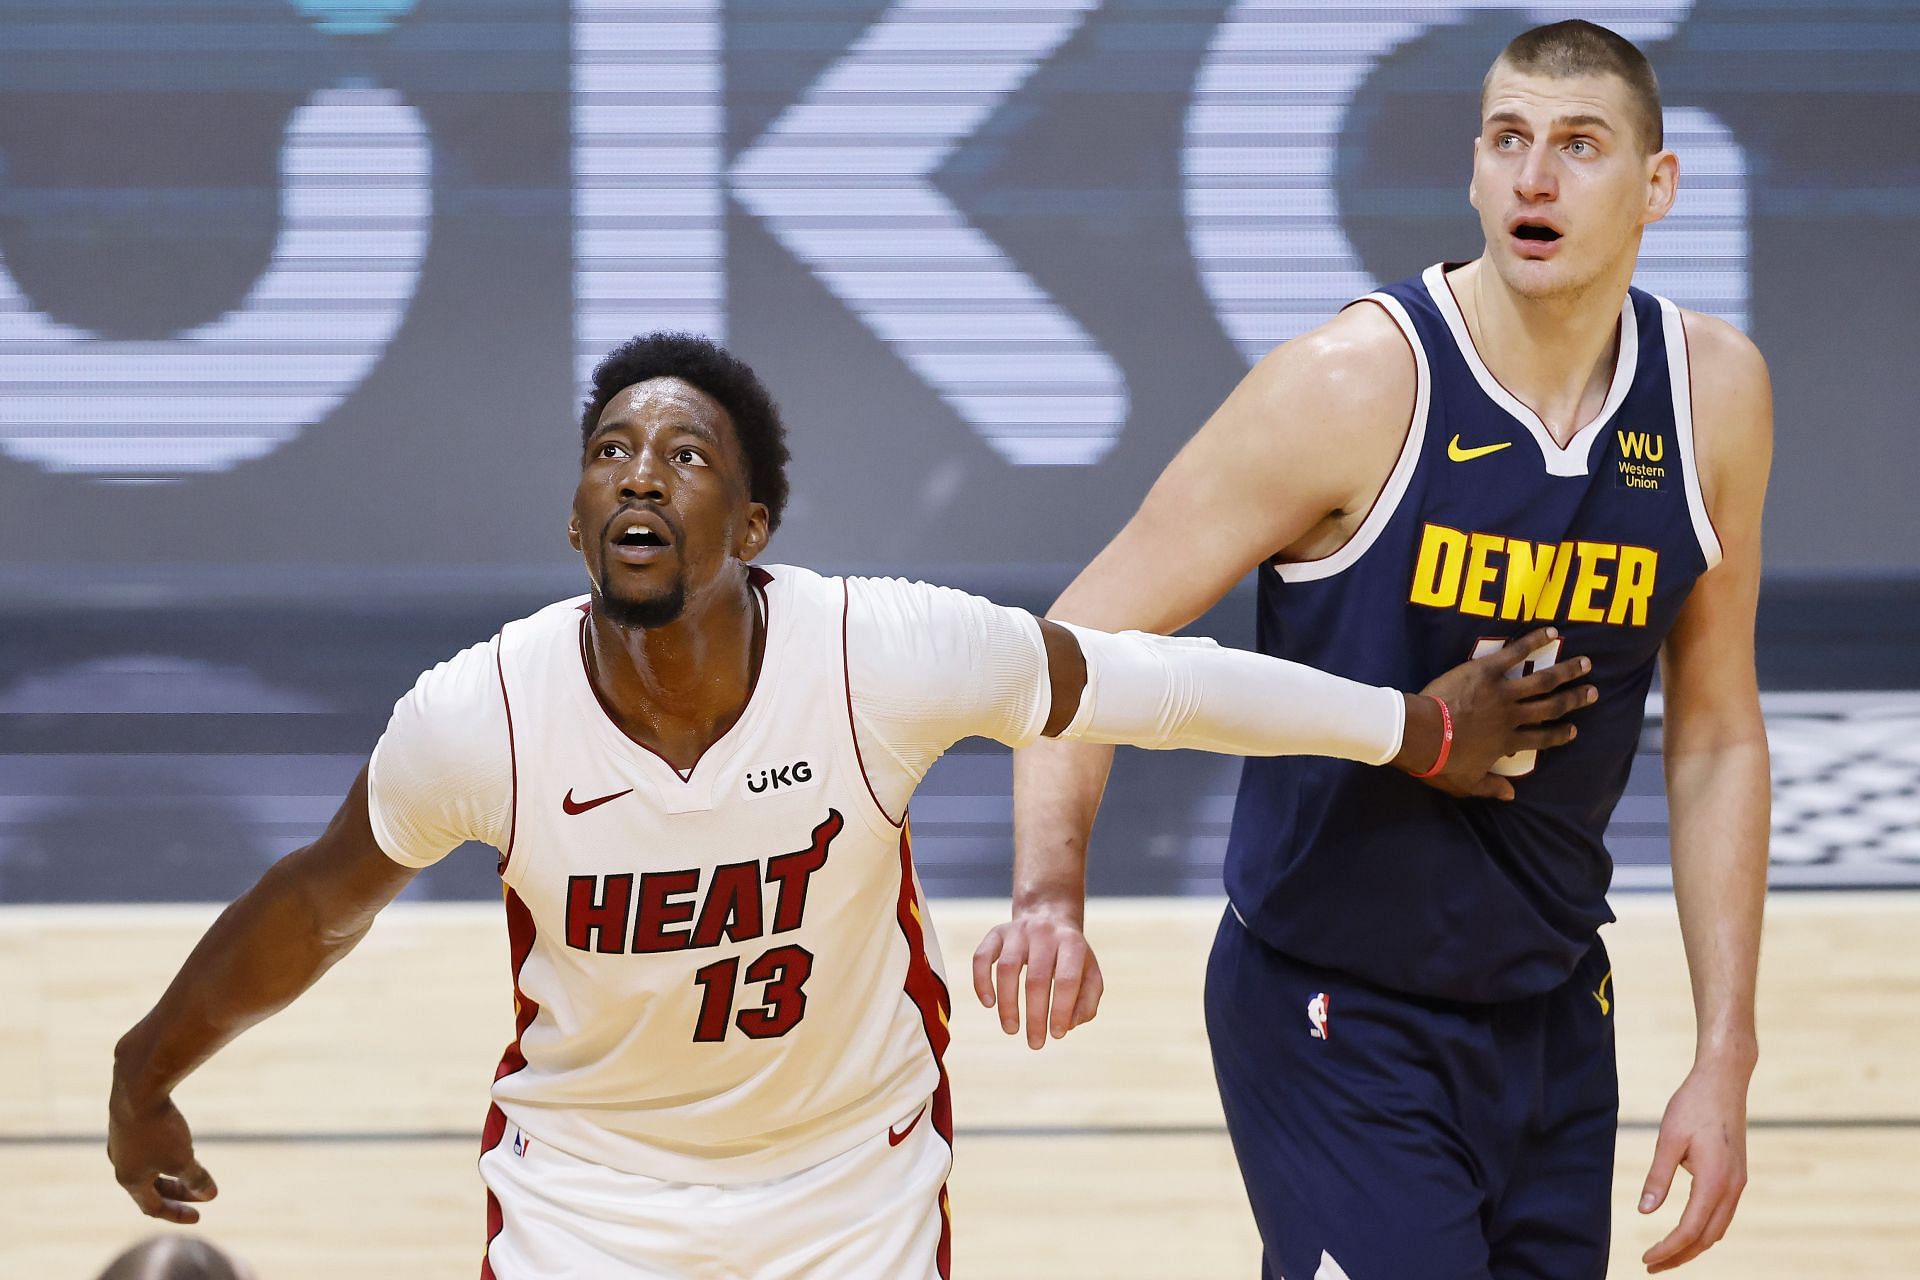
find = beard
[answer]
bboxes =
[591,574,688,630]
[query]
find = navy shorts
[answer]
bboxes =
[1205,907,1618,1280]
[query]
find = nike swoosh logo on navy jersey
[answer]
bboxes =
[562,787,633,816]
[888,1105,927,1146]
[1446,434,1513,462]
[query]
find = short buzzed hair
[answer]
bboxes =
[1485,20,1662,153]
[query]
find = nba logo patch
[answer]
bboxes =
[1307,992,1331,1040]
[512,1129,531,1158]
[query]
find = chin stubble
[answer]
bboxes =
[591,572,688,630]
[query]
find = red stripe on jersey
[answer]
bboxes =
[479,883,539,1278]
[493,644,519,872]
[892,818,953,1277]
[841,578,905,829]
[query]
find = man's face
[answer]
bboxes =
[568,377,768,630]
[1469,66,1675,300]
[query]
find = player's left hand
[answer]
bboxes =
[972,905,1104,1049]
[1638,1056,1752,1272]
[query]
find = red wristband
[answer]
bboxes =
[1409,694,1453,778]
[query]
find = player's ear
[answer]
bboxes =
[1467,137,1482,211]
[567,513,583,552]
[738,503,770,561]
[1642,149,1678,227]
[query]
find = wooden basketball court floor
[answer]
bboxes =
[4,892,1915,1278]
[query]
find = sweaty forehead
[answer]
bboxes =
[602,376,721,426]
[595,378,737,458]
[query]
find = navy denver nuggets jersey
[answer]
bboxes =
[1223,263,1721,1003]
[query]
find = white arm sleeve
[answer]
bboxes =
[366,636,514,868]
[1055,624,1406,766]
[845,577,1052,821]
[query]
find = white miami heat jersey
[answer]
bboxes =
[368,564,1054,1185]
[489,565,955,1183]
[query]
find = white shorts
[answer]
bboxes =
[477,1096,952,1280]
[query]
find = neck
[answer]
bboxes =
[1453,255,1632,445]
[584,566,764,770]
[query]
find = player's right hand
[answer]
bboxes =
[108,1080,219,1224]
[1401,625,1596,801]
[972,904,1104,1050]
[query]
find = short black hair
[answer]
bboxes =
[1487,20,1662,153]
[581,333,792,533]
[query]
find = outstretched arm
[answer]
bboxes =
[975,618,1593,1046]
[1637,314,1774,1274]
[108,769,419,1222]
[992,304,1422,1046]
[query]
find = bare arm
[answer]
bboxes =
[1637,313,1774,1273]
[108,768,420,1222]
[1016,304,1415,921]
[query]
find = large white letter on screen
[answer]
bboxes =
[730,0,1128,466]
[0,86,432,481]
[572,0,725,386]
[1183,2,1748,367]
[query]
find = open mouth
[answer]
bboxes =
[605,508,676,561]
[1513,221,1562,244]
[615,524,668,549]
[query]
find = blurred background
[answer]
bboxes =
[2,0,1915,909]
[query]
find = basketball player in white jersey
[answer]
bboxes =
[107,334,1593,1278]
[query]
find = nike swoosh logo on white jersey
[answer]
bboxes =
[562,787,633,816]
[887,1105,927,1147]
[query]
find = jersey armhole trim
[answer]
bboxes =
[841,579,907,831]
[1273,294,1429,584]
[494,640,520,874]
[1658,297,1725,570]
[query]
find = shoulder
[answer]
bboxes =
[409,632,505,710]
[1245,300,1418,419]
[843,574,1002,632]
[754,563,839,617]
[500,595,592,648]
[1200,300,1417,516]
[370,631,516,864]
[843,575,1040,669]
[1676,309,1773,493]
[1221,301,1419,480]
[387,637,510,744]
[1678,308,1770,402]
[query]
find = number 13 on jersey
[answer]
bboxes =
[1472,635,1564,777]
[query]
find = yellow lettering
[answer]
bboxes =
[1535,541,1577,621]
[1410,524,1468,609]
[1618,430,1666,463]
[1460,533,1504,617]
[1608,546,1659,627]
[1567,541,1618,623]
[1500,538,1561,622]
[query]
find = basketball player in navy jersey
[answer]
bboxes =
[986,20,1771,1279]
